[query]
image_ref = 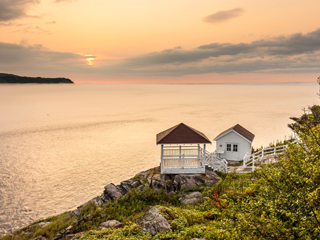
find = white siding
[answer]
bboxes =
[216,131,251,161]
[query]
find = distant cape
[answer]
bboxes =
[0,73,74,84]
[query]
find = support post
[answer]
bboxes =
[182,154,185,169]
[252,154,255,172]
[203,144,206,169]
[211,153,215,171]
[179,145,182,159]
[161,145,164,173]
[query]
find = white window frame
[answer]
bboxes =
[226,143,232,151]
[233,144,238,152]
[226,143,239,152]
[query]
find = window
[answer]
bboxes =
[233,144,238,152]
[227,144,231,151]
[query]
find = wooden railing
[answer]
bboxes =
[163,148,199,157]
[162,156,203,169]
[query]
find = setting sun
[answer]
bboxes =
[86,57,94,66]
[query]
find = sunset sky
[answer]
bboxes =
[1,0,320,83]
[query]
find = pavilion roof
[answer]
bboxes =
[214,124,255,142]
[156,123,211,144]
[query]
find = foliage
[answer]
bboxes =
[288,105,320,134]
[71,187,181,232]
[79,223,152,240]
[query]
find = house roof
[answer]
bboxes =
[214,124,255,142]
[156,123,211,144]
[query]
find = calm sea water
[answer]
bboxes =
[0,83,318,234]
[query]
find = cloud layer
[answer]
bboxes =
[0,41,94,74]
[202,8,244,24]
[1,29,320,78]
[0,0,39,22]
[104,29,320,76]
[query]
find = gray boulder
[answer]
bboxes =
[138,207,172,236]
[31,236,47,240]
[37,222,50,228]
[102,183,122,201]
[100,220,121,228]
[89,196,104,206]
[174,170,220,190]
[179,191,203,205]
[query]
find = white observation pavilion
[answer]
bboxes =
[157,123,211,174]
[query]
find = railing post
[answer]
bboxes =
[182,154,185,169]
[161,145,164,173]
[243,156,246,167]
[252,154,255,172]
[211,153,215,171]
[203,144,206,169]
[225,159,228,174]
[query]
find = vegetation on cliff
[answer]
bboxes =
[0,73,74,84]
[1,105,320,239]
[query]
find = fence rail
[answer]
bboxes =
[241,140,299,172]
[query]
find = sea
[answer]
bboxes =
[0,82,318,234]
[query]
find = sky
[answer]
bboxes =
[0,0,320,83]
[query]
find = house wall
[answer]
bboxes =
[215,131,251,161]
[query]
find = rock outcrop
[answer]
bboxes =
[138,207,172,236]
[103,183,122,201]
[100,220,122,229]
[74,166,220,217]
[179,192,203,205]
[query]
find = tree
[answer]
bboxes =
[288,105,320,134]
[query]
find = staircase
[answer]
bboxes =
[201,148,228,173]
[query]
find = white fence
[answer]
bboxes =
[240,141,299,172]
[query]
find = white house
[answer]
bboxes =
[213,124,255,162]
[157,123,211,174]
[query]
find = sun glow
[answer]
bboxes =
[85,55,95,66]
[87,58,94,65]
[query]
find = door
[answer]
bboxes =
[225,143,239,160]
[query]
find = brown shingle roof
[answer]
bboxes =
[156,123,211,144]
[214,124,255,142]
